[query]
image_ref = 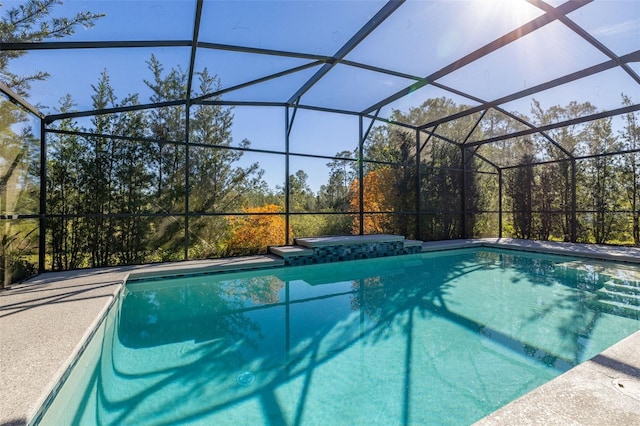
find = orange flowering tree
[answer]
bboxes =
[225,204,286,255]
[349,167,396,234]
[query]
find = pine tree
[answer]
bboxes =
[47,95,87,269]
[620,95,640,245]
[188,68,264,257]
[0,0,103,97]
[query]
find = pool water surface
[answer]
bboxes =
[39,248,640,425]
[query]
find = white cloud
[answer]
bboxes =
[591,19,638,38]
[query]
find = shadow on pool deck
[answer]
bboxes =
[0,269,124,426]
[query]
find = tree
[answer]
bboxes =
[0,98,39,285]
[109,93,154,264]
[47,95,87,269]
[620,94,640,245]
[85,70,119,266]
[583,118,621,244]
[362,122,419,237]
[285,169,315,212]
[531,100,598,242]
[0,0,103,282]
[144,54,187,210]
[349,167,396,234]
[364,124,413,169]
[0,99,37,216]
[318,151,355,211]
[506,155,534,239]
[188,68,264,257]
[43,54,268,266]
[225,204,286,255]
[422,135,463,239]
[535,163,560,240]
[0,0,103,97]
[47,71,154,268]
[365,98,488,240]
[190,69,263,213]
[143,58,266,258]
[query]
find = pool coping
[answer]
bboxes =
[295,233,406,247]
[1,238,639,425]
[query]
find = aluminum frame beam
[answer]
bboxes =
[0,80,43,118]
[287,0,405,104]
[361,0,592,116]
[416,51,640,131]
[193,61,324,103]
[0,40,192,50]
[527,0,640,85]
[185,0,204,103]
[44,99,186,124]
[466,103,640,148]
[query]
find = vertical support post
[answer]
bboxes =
[38,119,47,273]
[184,0,202,260]
[358,115,365,235]
[285,107,291,244]
[415,129,421,240]
[460,146,467,238]
[184,101,190,260]
[571,159,577,242]
[498,168,503,239]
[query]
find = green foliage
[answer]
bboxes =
[4,0,640,275]
[496,99,640,245]
[44,54,274,267]
[38,87,640,268]
[290,214,352,239]
[0,99,39,285]
[284,170,316,212]
[619,94,640,245]
[0,0,104,97]
[0,0,106,283]
[47,96,86,269]
[506,156,534,239]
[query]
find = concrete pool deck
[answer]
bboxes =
[0,255,283,426]
[1,238,639,425]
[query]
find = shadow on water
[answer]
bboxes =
[479,249,640,365]
[54,248,640,426]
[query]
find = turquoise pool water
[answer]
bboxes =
[40,248,640,425]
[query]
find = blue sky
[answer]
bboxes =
[4,0,640,190]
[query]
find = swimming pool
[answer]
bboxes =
[38,248,640,425]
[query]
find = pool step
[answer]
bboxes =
[268,245,313,258]
[596,288,640,305]
[592,299,640,320]
[593,281,640,320]
[602,280,640,295]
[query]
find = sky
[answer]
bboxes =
[3,0,640,191]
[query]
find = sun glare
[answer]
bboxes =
[473,0,543,24]
[449,0,543,57]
